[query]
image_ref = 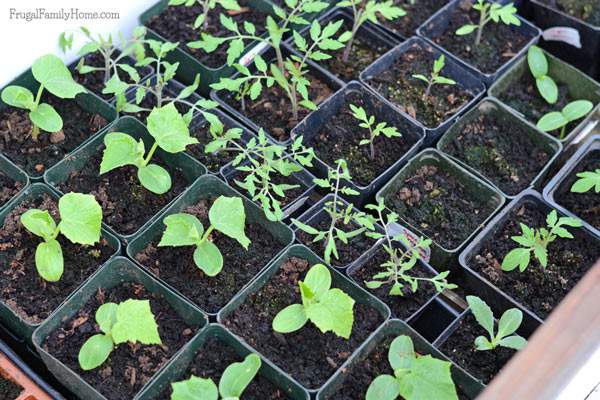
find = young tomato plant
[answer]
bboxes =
[527,45,557,105]
[501,210,582,272]
[362,199,457,295]
[467,295,527,351]
[272,263,355,338]
[100,103,198,194]
[411,55,456,100]
[366,335,458,400]
[20,192,102,282]
[349,104,401,160]
[455,0,520,47]
[292,159,376,265]
[571,169,600,193]
[78,299,162,370]
[536,100,594,140]
[170,353,261,400]
[158,196,250,276]
[1,54,86,141]
[169,0,241,30]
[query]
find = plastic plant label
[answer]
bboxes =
[240,42,269,67]
[542,27,581,48]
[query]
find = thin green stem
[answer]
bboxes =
[143,142,159,166]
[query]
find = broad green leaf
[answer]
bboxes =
[562,100,593,122]
[159,213,204,247]
[219,354,261,398]
[209,196,250,249]
[171,376,218,400]
[466,296,494,339]
[398,355,458,400]
[455,24,477,35]
[497,335,527,350]
[138,164,172,194]
[36,239,64,282]
[272,304,308,333]
[474,335,494,351]
[302,264,331,299]
[146,103,198,153]
[536,76,558,104]
[100,132,145,174]
[389,335,415,371]
[58,192,102,245]
[527,45,547,78]
[193,241,223,276]
[29,103,63,133]
[501,247,531,272]
[497,308,523,339]
[537,111,567,132]
[366,375,401,400]
[20,209,57,240]
[78,334,114,371]
[96,303,118,334]
[31,54,86,98]
[111,299,162,345]
[1,86,34,110]
[305,288,354,339]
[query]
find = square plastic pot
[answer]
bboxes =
[409,297,462,343]
[291,81,425,205]
[31,257,208,400]
[360,36,486,146]
[136,323,310,400]
[0,69,118,181]
[126,174,295,317]
[43,116,207,243]
[316,318,484,399]
[0,153,29,213]
[0,183,121,344]
[376,148,506,268]
[217,244,391,394]
[437,97,563,199]
[417,0,541,86]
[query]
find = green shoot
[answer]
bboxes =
[411,55,456,100]
[571,169,600,193]
[455,0,520,47]
[349,104,401,160]
[168,0,241,30]
[536,100,594,139]
[527,45,557,105]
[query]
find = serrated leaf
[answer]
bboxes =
[158,213,204,247]
[111,299,162,345]
[305,288,354,338]
[58,192,102,245]
[146,103,198,153]
[100,132,144,174]
[32,54,86,98]
[466,295,494,339]
[209,196,250,249]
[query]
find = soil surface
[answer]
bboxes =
[555,150,600,230]
[379,0,450,37]
[469,200,600,319]
[365,44,473,128]
[0,376,22,399]
[135,197,286,314]
[187,118,242,173]
[0,194,114,324]
[222,256,385,389]
[58,149,190,236]
[306,90,418,187]
[441,104,552,196]
[439,313,516,384]
[146,0,270,68]
[386,164,498,249]
[0,172,23,209]
[0,95,108,176]
[540,0,600,26]
[43,283,199,400]
[160,337,292,399]
[427,0,531,74]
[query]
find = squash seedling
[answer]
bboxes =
[78,299,162,370]
[571,169,600,193]
[100,103,198,194]
[536,100,594,140]
[349,104,401,160]
[527,45,557,105]
[169,0,241,30]
[501,210,582,272]
[1,54,86,141]
[20,192,102,282]
[170,353,261,400]
[158,196,250,276]
[365,335,458,400]
[466,295,527,351]
[455,0,520,47]
[412,55,456,100]
[272,263,355,339]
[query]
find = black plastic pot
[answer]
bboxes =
[418,0,541,86]
[437,97,563,199]
[0,153,29,212]
[43,116,207,243]
[409,296,461,343]
[291,81,425,205]
[0,183,121,344]
[136,323,310,399]
[211,43,345,146]
[316,318,484,399]
[360,36,486,146]
[543,134,600,237]
[31,256,208,400]
[126,174,295,317]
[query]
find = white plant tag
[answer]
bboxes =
[239,42,269,67]
[542,27,582,48]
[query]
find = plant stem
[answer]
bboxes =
[560,125,566,140]
[423,79,433,99]
[31,85,45,141]
[199,225,215,244]
[143,142,159,166]
[342,7,362,63]
[474,6,487,47]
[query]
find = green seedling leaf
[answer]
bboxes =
[193,240,223,276]
[31,54,86,98]
[20,209,56,240]
[209,196,250,249]
[467,296,527,351]
[571,169,600,193]
[58,192,102,245]
[36,239,64,282]
[146,103,198,153]
[1,86,35,110]
[29,103,63,133]
[467,295,494,339]
[159,213,204,247]
[171,376,218,400]
[219,353,261,398]
[138,163,172,194]
[96,303,118,334]
[272,304,308,333]
[78,334,114,371]
[100,132,145,174]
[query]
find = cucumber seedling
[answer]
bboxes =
[527,45,558,105]
[412,55,456,100]
[536,100,594,140]
[571,169,600,194]
[455,0,520,47]
[169,0,241,30]
[349,104,401,160]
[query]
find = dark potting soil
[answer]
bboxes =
[0,194,114,324]
[441,105,552,196]
[0,376,22,399]
[222,256,385,389]
[540,0,600,26]
[555,150,600,230]
[160,337,291,399]
[306,90,418,187]
[378,0,449,37]
[135,197,285,314]
[187,119,241,173]
[145,0,269,68]
[43,283,199,400]
[0,95,108,176]
[58,150,189,236]
[428,0,531,74]
[348,246,437,319]
[439,313,516,384]
[386,164,497,249]
[470,200,600,319]
[365,45,472,129]
[0,172,23,209]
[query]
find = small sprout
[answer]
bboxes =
[501,210,582,272]
[170,353,261,400]
[536,100,594,140]
[100,103,198,194]
[365,335,458,400]
[349,104,401,160]
[272,263,355,339]
[1,54,86,141]
[20,193,102,282]
[571,169,600,193]
[467,295,527,351]
[455,0,520,47]
[169,0,241,30]
[412,55,456,99]
[78,299,162,370]
[158,196,250,276]
[527,45,557,105]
